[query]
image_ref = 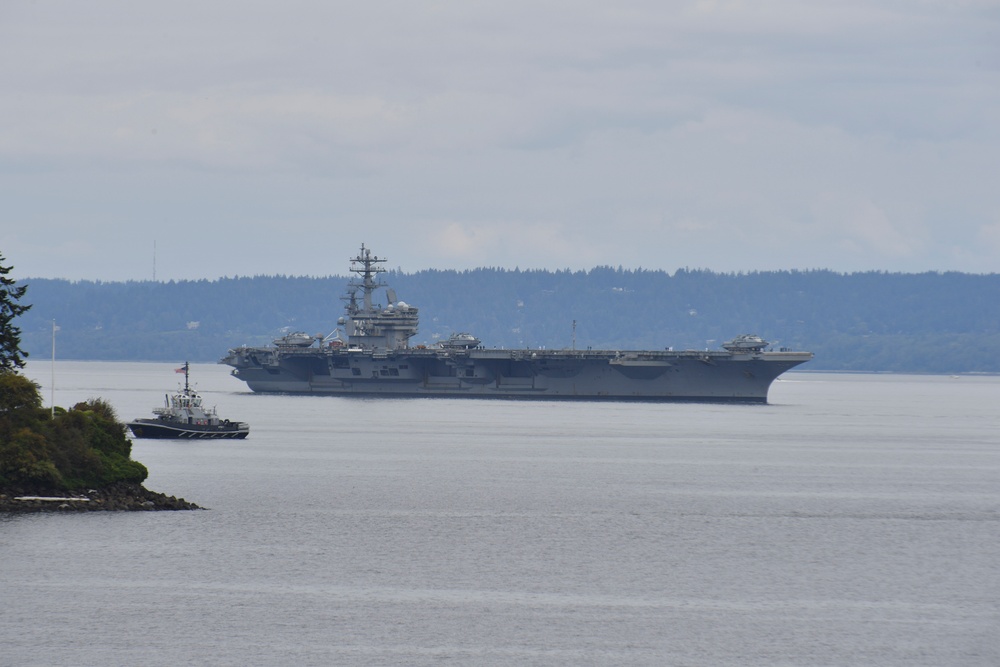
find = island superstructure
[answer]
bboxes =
[220,245,813,402]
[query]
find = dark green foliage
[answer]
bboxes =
[0,428,63,487]
[0,252,31,371]
[68,398,133,459]
[0,371,43,415]
[0,375,148,491]
[0,259,148,493]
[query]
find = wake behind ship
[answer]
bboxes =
[220,245,812,402]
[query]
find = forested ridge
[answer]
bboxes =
[16,268,1000,373]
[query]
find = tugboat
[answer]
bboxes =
[127,363,249,439]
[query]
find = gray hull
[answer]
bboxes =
[220,245,812,403]
[221,346,811,403]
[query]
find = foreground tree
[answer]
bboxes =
[0,251,31,372]
[0,373,149,491]
[0,255,195,510]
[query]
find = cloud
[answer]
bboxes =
[2,1,999,280]
[425,220,585,269]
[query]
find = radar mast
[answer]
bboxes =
[349,243,387,313]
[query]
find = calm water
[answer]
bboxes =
[3,362,998,666]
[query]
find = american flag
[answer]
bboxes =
[175,367,186,373]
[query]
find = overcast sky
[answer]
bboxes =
[2,1,998,282]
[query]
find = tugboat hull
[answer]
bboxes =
[127,419,249,439]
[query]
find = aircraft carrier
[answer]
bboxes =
[220,245,813,402]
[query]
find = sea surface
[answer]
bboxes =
[3,362,999,666]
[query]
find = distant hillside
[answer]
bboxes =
[17,269,1000,374]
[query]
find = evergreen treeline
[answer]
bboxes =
[16,268,1000,373]
[1,251,177,507]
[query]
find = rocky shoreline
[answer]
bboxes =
[0,482,203,513]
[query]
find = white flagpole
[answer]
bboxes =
[51,319,56,418]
